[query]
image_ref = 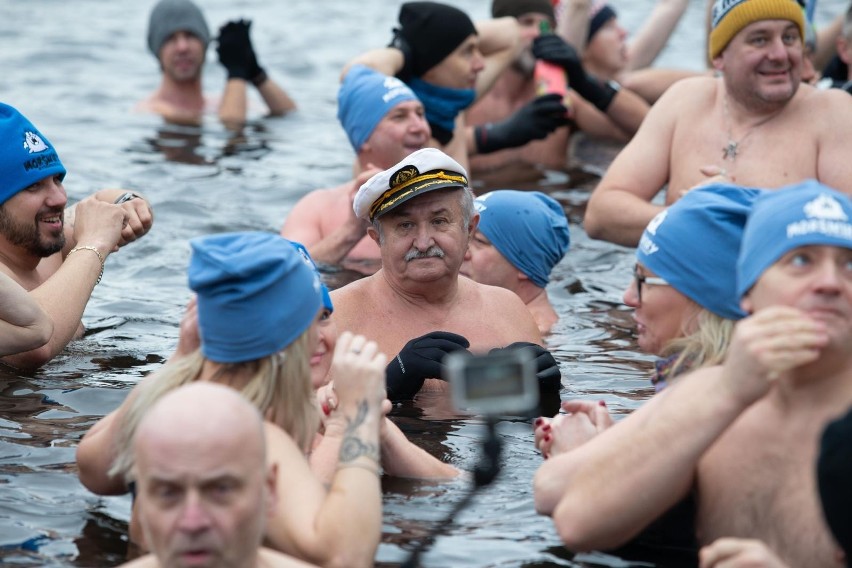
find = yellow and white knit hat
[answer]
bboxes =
[709,0,804,59]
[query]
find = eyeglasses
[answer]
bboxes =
[633,264,669,303]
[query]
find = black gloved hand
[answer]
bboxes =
[386,331,471,402]
[217,19,266,85]
[474,93,571,154]
[532,34,618,113]
[389,28,415,81]
[491,342,562,393]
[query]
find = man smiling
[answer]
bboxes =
[0,103,153,369]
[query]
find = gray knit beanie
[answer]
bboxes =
[147,0,210,57]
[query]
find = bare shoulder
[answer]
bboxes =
[328,276,376,329]
[654,75,716,111]
[460,278,541,342]
[117,555,157,568]
[260,547,318,567]
[291,181,350,211]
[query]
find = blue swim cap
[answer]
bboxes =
[737,180,852,298]
[0,103,66,206]
[337,65,419,153]
[189,232,322,364]
[287,240,333,313]
[637,184,764,320]
[474,190,570,288]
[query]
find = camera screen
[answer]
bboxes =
[464,361,525,400]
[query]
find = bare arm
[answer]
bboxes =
[814,12,844,72]
[815,89,852,195]
[583,80,684,246]
[256,76,297,116]
[378,418,460,478]
[536,307,826,551]
[265,332,386,568]
[596,85,649,135]
[625,0,689,72]
[558,0,592,53]
[218,79,249,129]
[0,272,52,356]
[280,177,373,266]
[473,17,523,101]
[341,48,404,80]
[2,197,126,370]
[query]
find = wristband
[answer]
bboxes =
[68,245,105,285]
[251,69,268,87]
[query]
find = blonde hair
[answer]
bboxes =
[110,330,318,481]
[661,308,735,380]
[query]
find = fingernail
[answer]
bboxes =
[598,400,606,407]
[534,417,543,427]
[544,435,551,443]
[542,424,551,432]
[321,402,330,416]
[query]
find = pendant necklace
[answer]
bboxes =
[721,96,780,162]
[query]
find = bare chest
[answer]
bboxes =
[697,414,842,567]
[668,114,818,201]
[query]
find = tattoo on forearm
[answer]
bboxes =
[339,399,379,463]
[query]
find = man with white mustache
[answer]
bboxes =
[331,148,559,401]
[0,103,153,370]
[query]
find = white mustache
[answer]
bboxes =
[405,246,445,262]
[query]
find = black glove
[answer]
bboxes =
[474,94,571,154]
[389,28,415,82]
[385,331,471,402]
[491,342,562,393]
[532,34,618,113]
[216,19,267,86]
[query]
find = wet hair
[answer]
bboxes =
[111,329,318,481]
[661,308,735,380]
[371,186,474,244]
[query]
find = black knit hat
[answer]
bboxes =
[818,406,852,567]
[492,0,554,21]
[393,2,477,78]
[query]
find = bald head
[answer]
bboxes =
[133,383,274,568]
[135,382,265,465]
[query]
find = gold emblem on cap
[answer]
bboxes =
[390,165,420,188]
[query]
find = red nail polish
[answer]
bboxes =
[534,417,543,427]
[544,434,551,443]
[543,424,551,432]
[321,402,330,416]
[599,400,607,407]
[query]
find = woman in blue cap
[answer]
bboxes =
[533,184,763,566]
[76,231,387,567]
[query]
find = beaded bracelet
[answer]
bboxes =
[68,245,105,285]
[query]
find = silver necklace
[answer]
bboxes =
[721,96,779,162]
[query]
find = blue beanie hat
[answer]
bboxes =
[189,232,322,364]
[147,0,210,57]
[474,190,570,288]
[0,103,66,206]
[337,65,419,153]
[737,180,852,298]
[637,184,764,320]
[287,240,333,313]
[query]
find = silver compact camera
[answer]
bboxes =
[444,348,539,415]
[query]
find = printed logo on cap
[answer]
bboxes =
[639,209,667,255]
[23,131,49,154]
[473,192,494,213]
[786,193,852,240]
[382,76,414,103]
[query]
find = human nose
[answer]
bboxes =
[46,178,67,208]
[471,50,485,74]
[623,278,640,307]
[413,224,435,250]
[177,493,211,533]
[812,259,844,293]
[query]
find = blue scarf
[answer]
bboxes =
[407,78,475,145]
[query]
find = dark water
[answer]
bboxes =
[0,1,844,566]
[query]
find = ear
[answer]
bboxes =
[740,294,754,315]
[517,270,529,283]
[265,462,279,518]
[711,53,724,71]
[468,212,480,237]
[367,225,380,245]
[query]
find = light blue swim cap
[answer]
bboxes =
[288,240,333,313]
[637,184,763,320]
[737,180,852,298]
[337,65,419,152]
[189,232,322,364]
[474,190,570,288]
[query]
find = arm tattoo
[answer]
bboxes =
[339,399,380,463]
